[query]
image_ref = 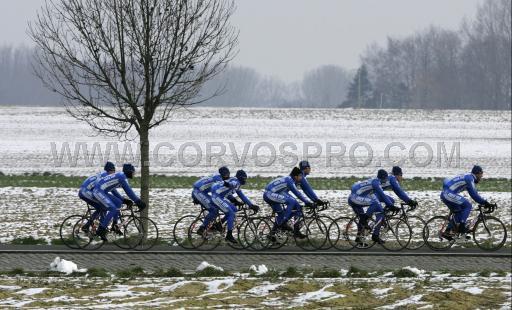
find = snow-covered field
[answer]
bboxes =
[1,187,510,246]
[0,267,510,308]
[0,107,510,178]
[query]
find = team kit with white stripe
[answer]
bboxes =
[77,162,488,243]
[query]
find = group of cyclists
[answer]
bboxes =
[78,159,491,246]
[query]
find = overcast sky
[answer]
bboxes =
[0,0,481,82]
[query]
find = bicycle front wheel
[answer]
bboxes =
[406,215,426,250]
[59,215,83,249]
[472,216,507,251]
[305,217,329,251]
[328,217,355,251]
[380,218,411,251]
[172,215,200,249]
[423,216,454,251]
[130,217,160,251]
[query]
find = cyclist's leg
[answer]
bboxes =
[263,192,285,228]
[79,191,104,230]
[367,199,384,236]
[212,196,235,231]
[441,191,467,232]
[348,194,372,231]
[193,190,217,229]
[93,190,122,232]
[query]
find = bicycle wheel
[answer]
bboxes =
[329,217,355,251]
[347,217,375,249]
[245,218,273,250]
[317,216,335,250]
[472,216,507,251]
[129,217,160,251]
[423,216,454,251]
[228,218,248,250]
[109,215,138,249]
[194,218,222,251]
[380,218,411,251]
[406,215,426,250]
[172,215,200,249]
[59,215,83,249]
[71,216,105,250]
[305,218,328,251]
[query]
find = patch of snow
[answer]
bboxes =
[0,285,22,291]
[160,281,193,292]
[249,264,268,275]
[202,278,237,294]
[378,294,425,309]
[49,257,87,275]
[294,284,344,305]
[98,290,134,298]
[372,287,393,297]
[16,288,47,296]
[339,269,349,276]
[248,282,284,296]
[402,266,426,276]
[196,261,223,272]
[463,287,484,295]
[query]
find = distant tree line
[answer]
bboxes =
[343,0,511,110]
[0,0,509,109]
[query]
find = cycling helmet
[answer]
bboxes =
[391,166,402,176]
[377,169,388,181]
[104,161,115,172]
[299,160,310,171]
[290,167,302,177]
[123,163,136,179]
[218,166,230,180]
[471,165,483,175]
[235,169,247,185]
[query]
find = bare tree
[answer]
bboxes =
[29,0,238,214]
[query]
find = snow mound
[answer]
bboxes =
[249,264,268,275]
[49,257,87,275]
[464,287,484,295]
[340,269,349,276]
[196,261,223,272]
[16,288,47,296]
[248,282,283,296]
[402,266,426,276]
[372,287,393,296]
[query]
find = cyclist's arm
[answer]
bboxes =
[119,177,141,203]
[465,175,486,204]
[287,178,310,204]
[300,177,319,201]
[111,189,124,200]
[235,189,253,207]
[372,179,394,207]
[390,177,412,203]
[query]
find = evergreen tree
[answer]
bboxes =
[342,65,374,108]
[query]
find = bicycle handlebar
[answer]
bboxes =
[400,202,416,213]
[480,203,497,214]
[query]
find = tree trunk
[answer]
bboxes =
[139,127,150,219]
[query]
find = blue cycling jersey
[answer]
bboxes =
[350,178,393,207]
[94,172,140,203]
[442,173,486,204]
[299,171,318,201]
[382,175,411,203]
[211,177,253,207]
[265,176,310,204]
[193,174,223,192]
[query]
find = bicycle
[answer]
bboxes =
[423,203,507,251]
[71,201,159,250]
[342,207,412,251]
[59,204,95,249]
[395,202,426,250]
[248,201,331,251]
[188,203,259,250]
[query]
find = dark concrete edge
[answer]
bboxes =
[0,250,511,257]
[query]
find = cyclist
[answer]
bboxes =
[298,160,327,206]
[440,165,491,240]
[263,167,315,239]
[78,162,119,232]
[348,169,398,244]
[211,170,259,244]
[92,163,146,241]
[193,166,231,236]
[381,166,418,207]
